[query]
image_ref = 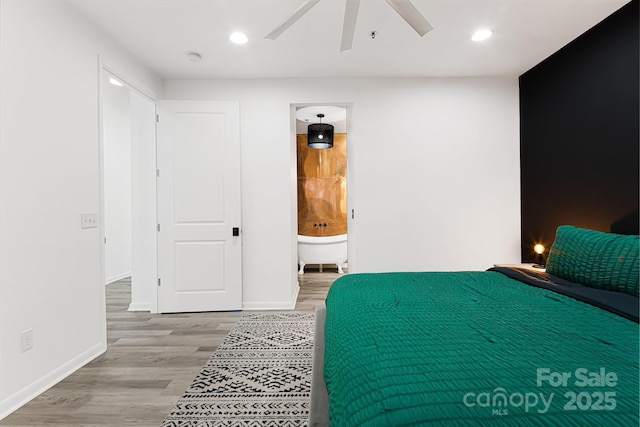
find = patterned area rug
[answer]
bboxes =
[162,312,315,427]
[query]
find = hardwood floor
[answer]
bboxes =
[0,271,340,426]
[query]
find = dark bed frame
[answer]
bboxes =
[310,307,329,426]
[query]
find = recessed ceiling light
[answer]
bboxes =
[108,77,123,87]
[471,29,493,42]
[229,32,248,44]
[187,52,202,62]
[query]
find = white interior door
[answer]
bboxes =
[157,100,241,313]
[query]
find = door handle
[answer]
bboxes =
[232,227,240,236]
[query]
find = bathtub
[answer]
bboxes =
[298,234,347,274]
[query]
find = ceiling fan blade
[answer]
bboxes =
[340,0,360,52]
[385,0,433,37]
[265,0,321,40]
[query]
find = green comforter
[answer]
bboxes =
[324,271,639,426]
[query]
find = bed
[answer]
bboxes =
[309,226,639,426]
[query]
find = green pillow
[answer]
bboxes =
[546,226,639,297]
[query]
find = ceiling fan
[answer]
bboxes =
[264,0,433,52]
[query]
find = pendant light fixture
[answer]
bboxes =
[307,113,334,149]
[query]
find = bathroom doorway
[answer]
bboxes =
[294,105,350,276]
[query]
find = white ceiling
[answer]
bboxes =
[69,0,630,80]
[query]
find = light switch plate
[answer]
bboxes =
[81,212,98,229]
[21,329,34,352]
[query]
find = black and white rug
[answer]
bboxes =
[162,312,315,427]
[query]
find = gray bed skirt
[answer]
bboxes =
[309,307,330,426]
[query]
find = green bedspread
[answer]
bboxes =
[324,271,639,426]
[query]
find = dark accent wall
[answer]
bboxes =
[519,0,639,262]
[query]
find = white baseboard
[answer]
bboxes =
[0,342,106,420]
[105,271,131,285]
[291,283,300,307]
[242,284,300,311]
[128,301,151,312]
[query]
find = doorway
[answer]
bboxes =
[293,104,351,276]
[100,68,157,313]
[102,73,132,285]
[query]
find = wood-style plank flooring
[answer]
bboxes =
[0,270,339,426]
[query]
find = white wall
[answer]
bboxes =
[129,90,158,312]
[0,0,162,418]
[103,76,132,284]
[163,77,522,309]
